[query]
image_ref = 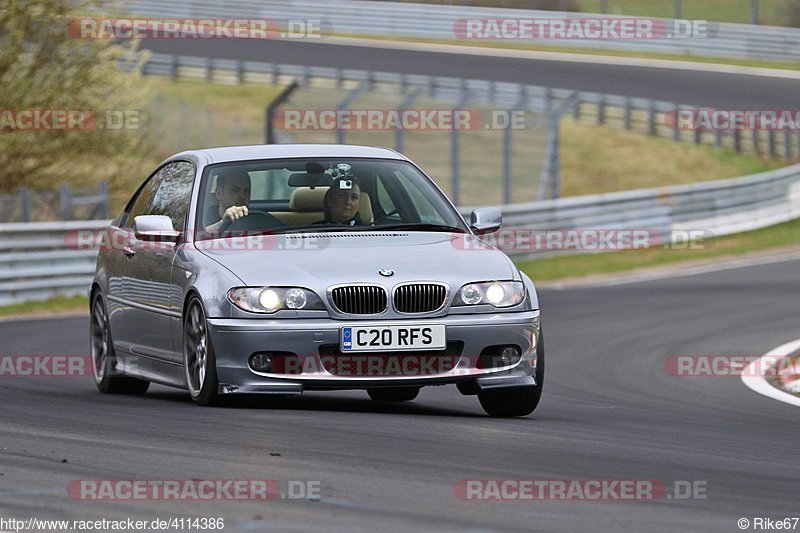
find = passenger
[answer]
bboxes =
[315,176,364,226]
[205,169,251,233]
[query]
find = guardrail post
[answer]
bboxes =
[768,130,776,157]
[60,184,71,221]
[335,81,371,144]
[674,0,682,19]
[623,97,632,130]
[647,100,656,136]
[694,126,701,146]
[733,129,741,153]
[597,94,606,125]
[714,128,722,148]
[751,130,760,155]
[573,100,581,121]
[265,80,300,144]
[395,87,425,153]
[170,55,178,79]
[205,57,213,82]
[20,187,31,222]
[99,181,109,219]
[236,60,245,84]
[451,83,470,207]
[751,0,759,24]
[673,109,681,141]
[796,131,800,161]
[783,130,792,160]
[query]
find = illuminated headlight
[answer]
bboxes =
[228,287,324,314]
[454,281,525,308]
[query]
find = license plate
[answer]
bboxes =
[340,324,446,352]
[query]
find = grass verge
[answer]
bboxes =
[515,217,800,282]
[0,295,88,319]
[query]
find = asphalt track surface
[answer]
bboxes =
[141,39,800,108]
[1,258,798,532]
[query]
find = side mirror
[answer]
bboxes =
[133,215,180,243]
[469,207,502,235]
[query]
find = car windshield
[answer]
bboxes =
[195,157,468,239]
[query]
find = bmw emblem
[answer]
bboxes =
[378,268,395,277]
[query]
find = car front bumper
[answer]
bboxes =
[207,310,541,395]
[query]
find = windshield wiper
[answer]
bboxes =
[370,223,468,233]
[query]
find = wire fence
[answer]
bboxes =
[142,53,800,206]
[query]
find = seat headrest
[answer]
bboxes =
[358,192,373,225]
[289,187,328,212]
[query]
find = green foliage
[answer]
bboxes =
[0,0,153,192]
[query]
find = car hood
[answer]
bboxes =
[195,231,518,287]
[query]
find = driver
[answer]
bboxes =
[205,169,251,233]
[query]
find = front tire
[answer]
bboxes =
[367,387,420,402]
[183,297,222,406]
[90,291,149,395]
[478,328,545,417]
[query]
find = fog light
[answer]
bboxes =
[499,346,521,366]
[249,352,273,372]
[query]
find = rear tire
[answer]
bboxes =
[90,291,150,395]
[367,387,420,402]
[183,297,223,406]
[478,328,545,417]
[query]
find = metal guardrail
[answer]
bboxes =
[0,221,107,306]
[2,164,798,305]
[0,182,110,223]
[129,0,800,62]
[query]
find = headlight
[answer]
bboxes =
[228,287,325,314]
[453,281,525,308]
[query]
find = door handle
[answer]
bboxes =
[122,247,135,257]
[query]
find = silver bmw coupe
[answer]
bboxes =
[90,145,544,417]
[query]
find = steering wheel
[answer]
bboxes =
[219,210,285,234]
[374,209,400,225]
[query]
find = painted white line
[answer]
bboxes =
[741,338,800,407]
[541,250,800,289]
[324,36,800,80]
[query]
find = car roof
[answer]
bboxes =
[171,144,409,165]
